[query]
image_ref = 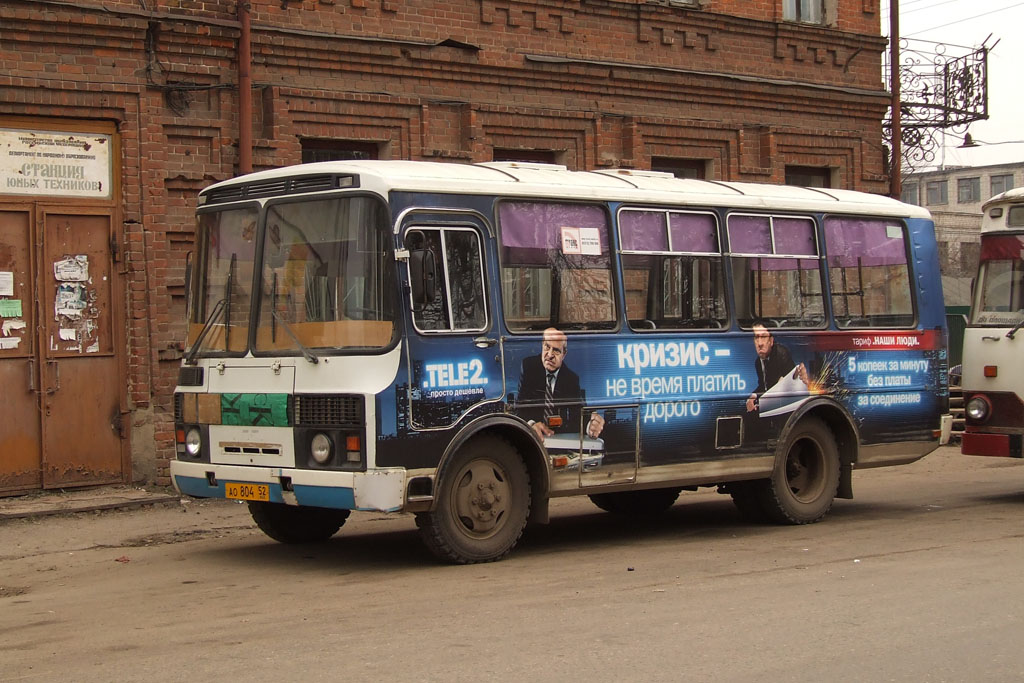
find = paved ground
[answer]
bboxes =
[3,445,1024,682]
[0,485,179,520]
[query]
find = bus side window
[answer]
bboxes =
[729,214,824,329]
[498,201,616,331]
[823,218,913,329]
[619,209,727,331]
[407,227,488,333]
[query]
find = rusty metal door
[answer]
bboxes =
[38,208,125,488]
[0,204,126,492]
[0,207,42,493]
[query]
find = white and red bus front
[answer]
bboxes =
[961,188,1024,458]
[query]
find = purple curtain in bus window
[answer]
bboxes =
[823,218,907,267]
[669,213,718,253]
[728,215,771,253]
[498,202,608,251]
[773,217,817,256]
[619,211,667,251]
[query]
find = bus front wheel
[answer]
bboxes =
[759,417,840,524]
[416,435,531,564]
[248,501,350,543]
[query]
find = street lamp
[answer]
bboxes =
[958,132,1024,148]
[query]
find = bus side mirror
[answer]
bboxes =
[409,248,436,305]
[184,251,194,320]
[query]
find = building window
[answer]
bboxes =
[901,183,920,205]
[926,180,948,205]
[492,149,558,164]
[651,158,707,179]
[783,0,824,24]
[301,139,378,163]
[991,174,1015,196]
[785,166,831,188]
[957,177,981,203]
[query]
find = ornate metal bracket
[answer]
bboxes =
[883,37,992,176]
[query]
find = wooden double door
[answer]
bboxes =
[0,204,128,494]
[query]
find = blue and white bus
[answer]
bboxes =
[172,160,953,563]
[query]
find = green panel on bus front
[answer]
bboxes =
[220,393,290,427]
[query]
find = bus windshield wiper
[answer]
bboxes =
[1007,311,1024,340]
[184,298,227,366]
[271,310,319,364]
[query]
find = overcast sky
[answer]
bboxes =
[882,0,1024,170]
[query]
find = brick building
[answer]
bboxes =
[0,0,893,493]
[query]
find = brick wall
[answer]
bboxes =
[1,0,891,486]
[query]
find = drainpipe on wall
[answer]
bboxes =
[237,1,253,175]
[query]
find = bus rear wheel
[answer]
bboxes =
[416,435,530,564]
[759,417,840,525]
[589,488,681,515]
[248,501,350,543]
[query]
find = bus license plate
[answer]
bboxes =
[225,482,269,502]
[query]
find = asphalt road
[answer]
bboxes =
[2,445,1023,682]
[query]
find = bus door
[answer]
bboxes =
[401,217,505,430]
[494,195,639,490]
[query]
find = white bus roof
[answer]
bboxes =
[980,186,1024,234]
[200,160,932,219]
[984,186,1024,206]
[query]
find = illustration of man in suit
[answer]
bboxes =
[745,321,808,414]
[517,327,604,441]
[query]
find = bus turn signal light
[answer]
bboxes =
[346,435,361,463]
[984,365,998,378]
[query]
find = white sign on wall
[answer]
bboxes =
[1,128,112,198]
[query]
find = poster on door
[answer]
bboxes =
[52,255,100,353]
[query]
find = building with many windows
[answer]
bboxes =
[902,162,1022,307]
[1,0,896,493]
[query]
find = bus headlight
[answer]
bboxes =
[965,396,991,423]
[311,433,333,465]
[185,428,203,456]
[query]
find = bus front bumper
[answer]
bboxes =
[962,432,1024,458]
[170,460,407,512]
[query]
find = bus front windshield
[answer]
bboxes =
[970,233,1024,327]
[187,195,396,357]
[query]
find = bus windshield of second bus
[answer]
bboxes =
[961,188,1024,459]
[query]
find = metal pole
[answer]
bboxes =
[237,1,253,175]
[889,0,901,199]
